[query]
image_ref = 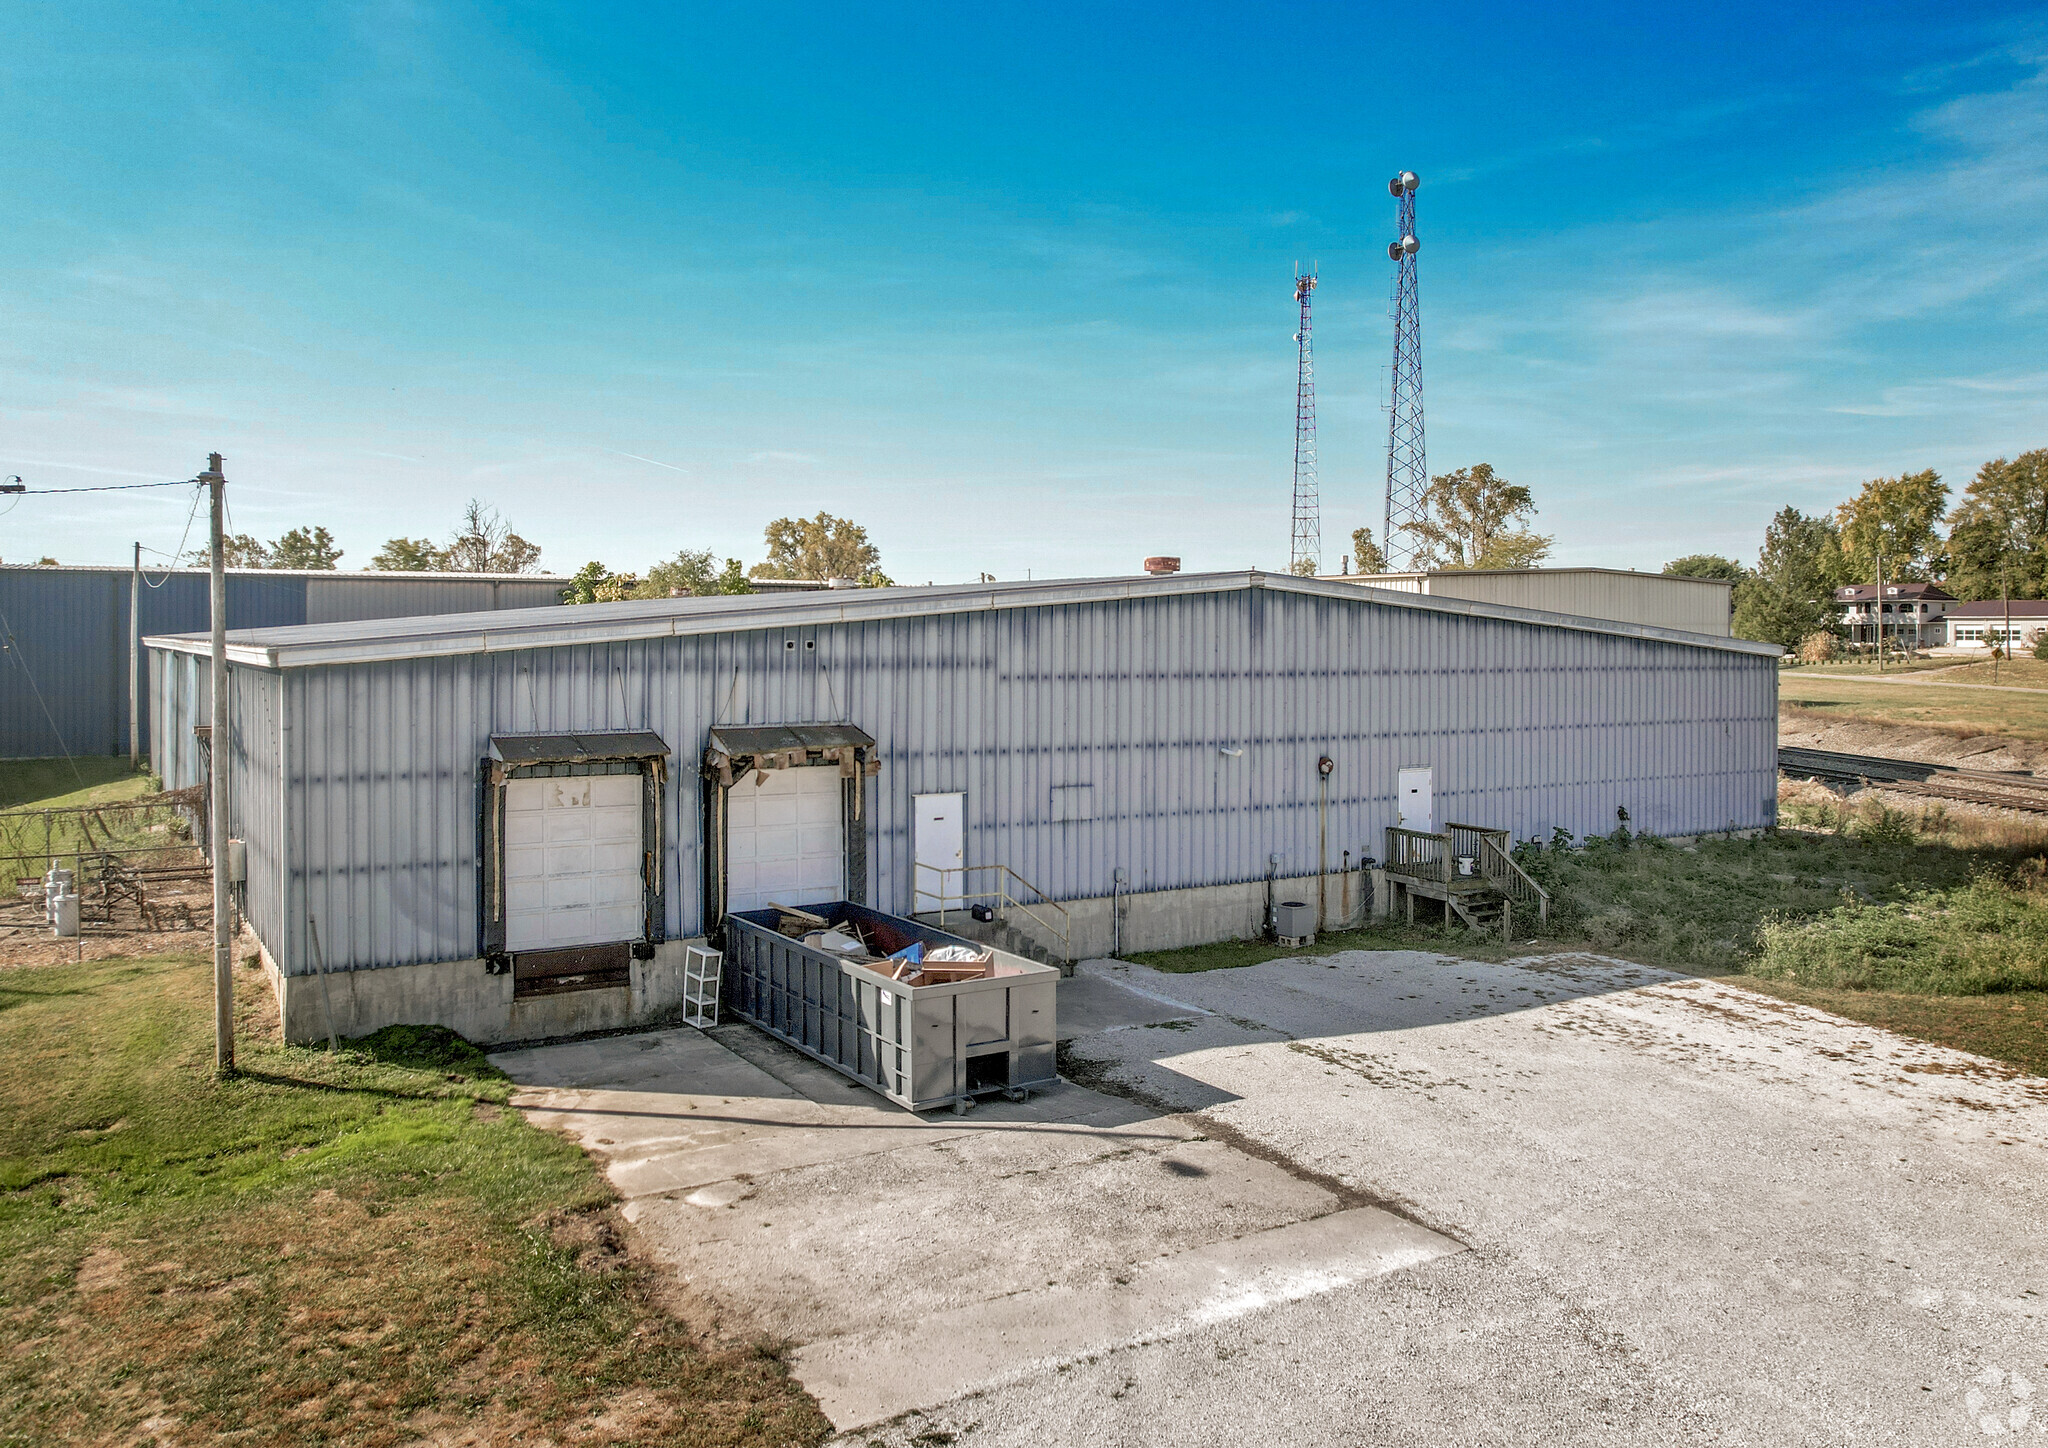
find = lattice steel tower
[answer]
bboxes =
[1383,171,1426,571]
[1288,266,1320,576]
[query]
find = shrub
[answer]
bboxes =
[1797,631,1843,664]
[1849,801,1917,848]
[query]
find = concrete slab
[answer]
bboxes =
[493,1011,1460,1434]
[793,1204,1455,1430]
[1055,970,1210,1039]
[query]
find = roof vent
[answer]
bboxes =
[1143,557,1181,576]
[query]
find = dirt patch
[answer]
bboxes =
[1781,710,2048,776]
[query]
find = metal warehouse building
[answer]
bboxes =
[147,570,1780,1045]
[0,564,568,760]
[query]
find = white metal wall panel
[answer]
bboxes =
[174,584,1777,975]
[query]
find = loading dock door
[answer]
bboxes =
[1398,767,1434,834]
[505,775,644,950]
[726,766,845,914]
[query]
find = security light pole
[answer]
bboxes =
[205,454,233,1074]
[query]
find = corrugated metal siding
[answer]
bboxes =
[1419,571,1732,636]
[2,568,303,760]
[6,567,566,759]
[198,586,1776,976]
[303,575,565,623]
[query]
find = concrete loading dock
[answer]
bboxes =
[146,569,1778,1046]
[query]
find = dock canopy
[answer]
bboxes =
[704,723,879,784]
[488,730,670,767]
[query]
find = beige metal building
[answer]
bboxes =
[1329,568,1734,637]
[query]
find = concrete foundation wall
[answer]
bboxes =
[1002,870,1374,959]
[263,937,705,1047]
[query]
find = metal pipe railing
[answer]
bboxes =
[914,861,1073,964]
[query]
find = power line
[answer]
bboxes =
[8,478,198,496]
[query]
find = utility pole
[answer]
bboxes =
[129,541,141,767]
[205,453,233,1075]
[1874,553,1884,673]
[2000,559,2011,685]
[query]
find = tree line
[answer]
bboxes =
[1658,448,2048,649]
[564,512,892,603]
[185,499,541,574]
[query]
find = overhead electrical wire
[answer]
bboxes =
[10,478,197,495]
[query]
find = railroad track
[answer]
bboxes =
[1778,745,2048,815]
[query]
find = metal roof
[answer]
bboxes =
[3,563,571,582]
[144,570,1783,667]
[488,730,670,765]
[1332,566,1736,590]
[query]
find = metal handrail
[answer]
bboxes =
[1383,827,1449,885]
[914,861,1073,964]
[1476,834,1550,927]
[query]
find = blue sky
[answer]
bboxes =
[2,2,2044,582]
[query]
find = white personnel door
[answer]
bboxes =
[913,792,965,911]
[1397,767,1434,833]
[726,767,845,914]
[505,774,643,951]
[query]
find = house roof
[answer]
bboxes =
[144,570,1783,669]
[1833,582,1955,602]
[1942,600,2048,620]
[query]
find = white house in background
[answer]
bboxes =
[1943,600,2048,650]
[1833,582,1953,648]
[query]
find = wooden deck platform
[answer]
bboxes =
[1382,824,1550,939]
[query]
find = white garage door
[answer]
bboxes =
[726,766,844,915]
[505,774,643,950]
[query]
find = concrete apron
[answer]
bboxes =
[490,988,1459,1432]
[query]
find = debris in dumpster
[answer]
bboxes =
[770,902,830,936]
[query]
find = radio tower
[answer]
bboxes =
[1288,266,1320,576]
[1383,171,1426,571]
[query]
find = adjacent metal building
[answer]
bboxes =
[147,570,1780,1045]
[0,564,568,759]
[1334,567,1737,637]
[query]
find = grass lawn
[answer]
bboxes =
[1126,822,2048,1078]
[1778,670,2048,740]
[0,953,829,1448]
[0,756,154,811]
[1923,657,2048,689]
[1782,658,1958,677]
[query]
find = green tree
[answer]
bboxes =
[189,534,271,567]
[1733,506,1842,649]
[748,512,883,583]
[371,537,446,571]
[1349,526,1389,575]
[637,547,752,598]
[1835,469,1948,583]
[1404,464,1553,570]
[561,560,637,604]
[1662,554,1747,583]
[270,525,343,570]
[1944,449,2048,602]
[442,499,542,574]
